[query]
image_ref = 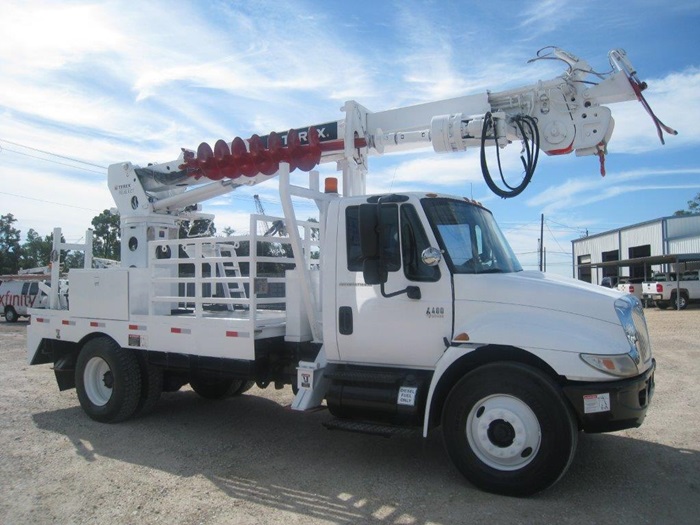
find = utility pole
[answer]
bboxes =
[539,213,544,271]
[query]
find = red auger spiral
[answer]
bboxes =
[181,127,324,181]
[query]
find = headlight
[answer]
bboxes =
[580,296,652,378]
[615,296,652,365]
[580,352,639,377]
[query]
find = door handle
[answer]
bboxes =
[338,306,353,335]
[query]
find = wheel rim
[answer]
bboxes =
[83,356,113,406]
[466,394,541,471]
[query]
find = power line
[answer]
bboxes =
[0,138,108,170]
[0,146,107,175]
[545,222,568,254]
[0,191,102,212]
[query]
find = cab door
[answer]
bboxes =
[335,200,452,368]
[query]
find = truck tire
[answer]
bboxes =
[672,293,688,310]
[75,337,142,423]
[655,300,669,310]
[135,359,163,416]
[4,307,18,323]
[442,362,578,497]
[190,377,246,400]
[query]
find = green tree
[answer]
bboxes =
[20,229,53,269]
[0,213,22,274]
[179,218,216,238]
[92,210,121,260]
[674,193,700,216]
[64,251,85,270]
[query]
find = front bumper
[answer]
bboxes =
[562,359,655,433]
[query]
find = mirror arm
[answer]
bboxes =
[381,284,421,300]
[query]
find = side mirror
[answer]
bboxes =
[362,259,386,285]
[421,247,442,267]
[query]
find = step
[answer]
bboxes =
[322,418,417,438]
[324,369,400,384]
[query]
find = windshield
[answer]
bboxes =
[421,198,522,274]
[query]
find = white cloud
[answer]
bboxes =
[518,0,583,35]
[1,2,125,72]
[606,68,700,153]
[0,165,113,241]
[526,167,700,214]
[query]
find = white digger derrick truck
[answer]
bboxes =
[28,49,670,496]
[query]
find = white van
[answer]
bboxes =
[0,279,49,322]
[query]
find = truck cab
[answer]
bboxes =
[310,192,654,494]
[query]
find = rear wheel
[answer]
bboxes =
[442,362,578,497]
[672,293,688,310]
[4,307,18,323]
[655,301,669,310]
[135,359,163,416]
[75,337,141,423]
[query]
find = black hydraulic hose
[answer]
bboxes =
[480,113,540,199]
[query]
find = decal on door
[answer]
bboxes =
[425,307,445,319]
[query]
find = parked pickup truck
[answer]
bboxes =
[617,278,644,302]
[642,271,700,310]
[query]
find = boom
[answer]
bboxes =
[107,47,675,266]
[180,47,676,197]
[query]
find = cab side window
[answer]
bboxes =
[345,206,363,271]
[346,203,438,281]
[346,205,400,272]
[401,205,440,282]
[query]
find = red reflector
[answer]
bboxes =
[171,327,182,334]
[62,320,70,325]
[90,321,98,327]
[36,318,44,323]
[226,331,238,337]
[656,284,663,293]
[629,285,635,293]
[129,324,139,330]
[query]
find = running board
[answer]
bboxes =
[322,418,418,438]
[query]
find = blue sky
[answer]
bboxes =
[1,0,699,276]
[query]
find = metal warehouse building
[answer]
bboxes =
[572,215,700,285]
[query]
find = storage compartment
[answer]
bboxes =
[69,269,129,320]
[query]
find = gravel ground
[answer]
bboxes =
[1,307,699,524]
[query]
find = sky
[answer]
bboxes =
[1,0,699,277]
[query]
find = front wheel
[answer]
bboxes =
[75,337,142,423]
[442,362,578,497]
